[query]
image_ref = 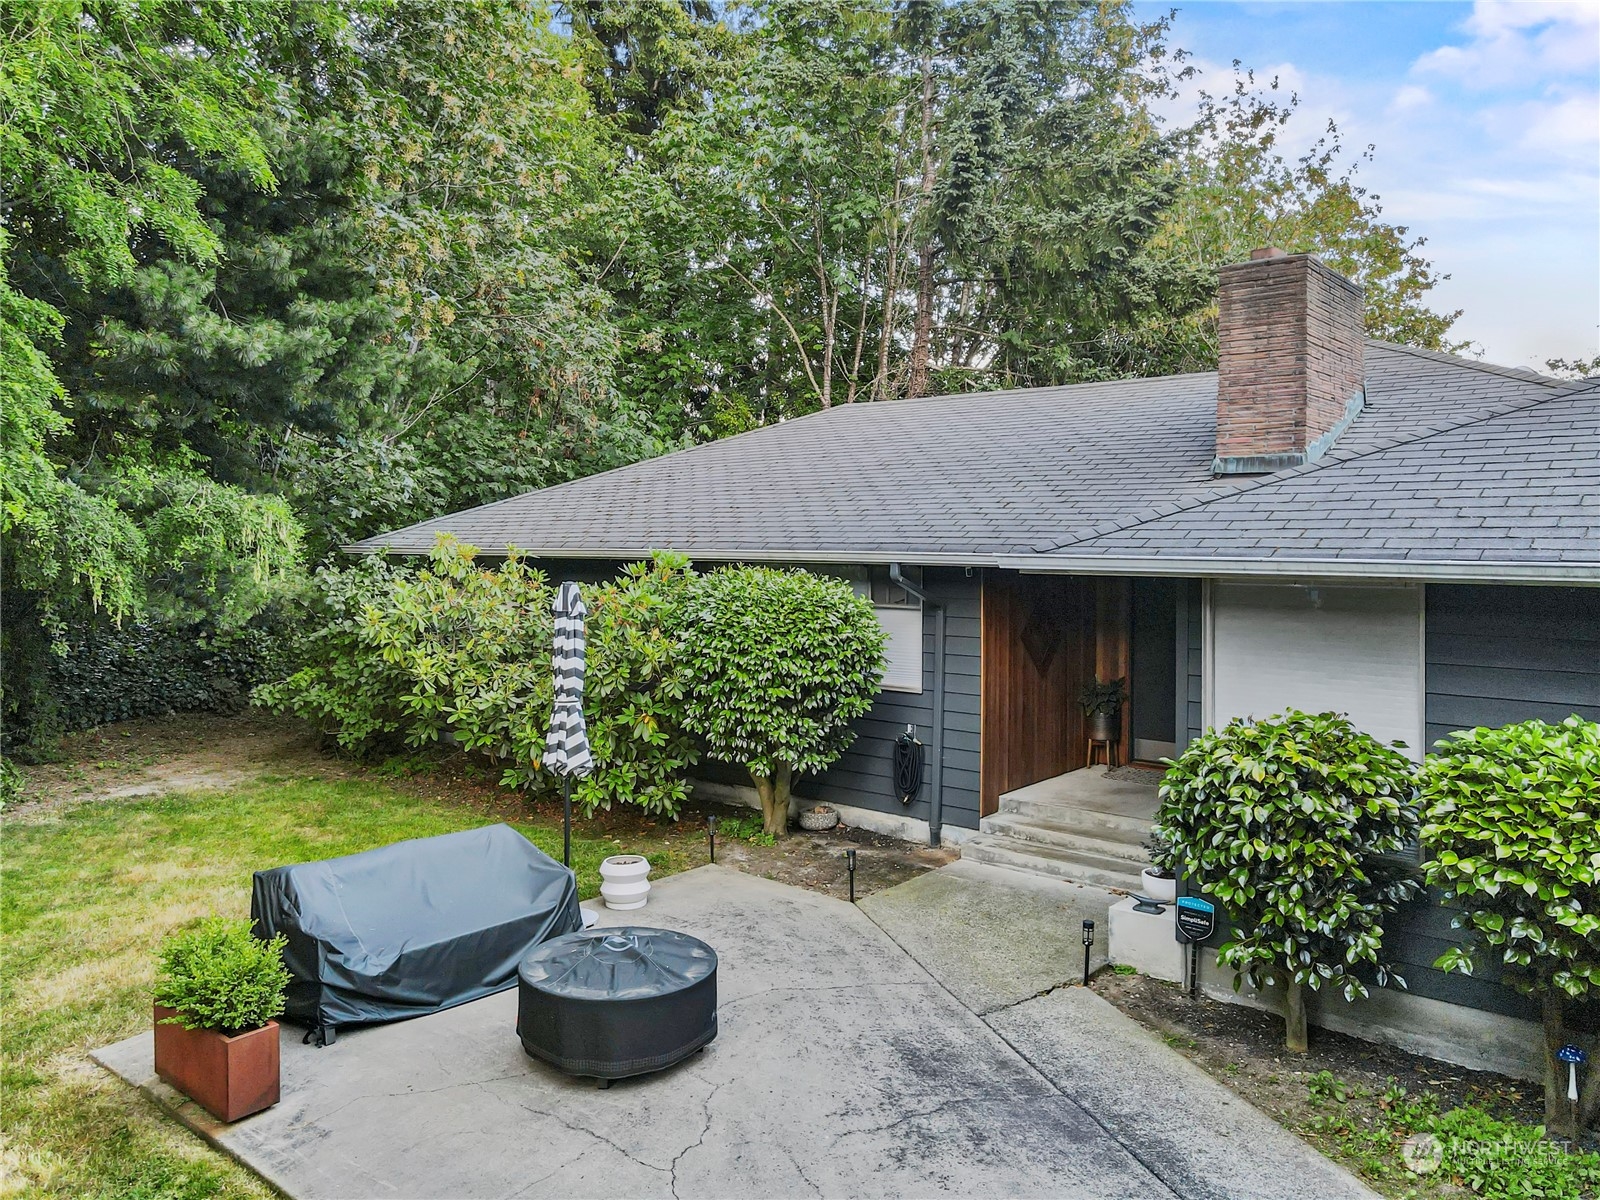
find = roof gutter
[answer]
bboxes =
[344,541,1600,587]
[888,563,945,850]
[994,554,1600,587]
[344,542,1003,569]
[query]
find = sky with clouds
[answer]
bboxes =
[1132,0,1600,370]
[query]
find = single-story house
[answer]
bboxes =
[354,248,1600,1077]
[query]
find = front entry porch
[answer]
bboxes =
[959,765,1161,892]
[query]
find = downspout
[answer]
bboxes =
[889,563,944,848]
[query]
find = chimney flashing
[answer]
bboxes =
[1211,385,1366,476]
[1213,251,1367,476]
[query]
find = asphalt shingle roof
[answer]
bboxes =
[1037,380,1600,569]
[351,341,1598,580]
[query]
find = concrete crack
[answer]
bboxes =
[506,1148,596,1199]
[976,976,1078,1017]
[779,1144,825,1197]
[818,1094,977,1155]
[510,1095,673,1177]
[301,1071,529,1127]
[859,903,1183,1199]
[669,1079,725,1199]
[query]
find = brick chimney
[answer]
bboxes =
[1213,247,1366,476]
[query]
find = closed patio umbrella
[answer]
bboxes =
[543,582,593,867]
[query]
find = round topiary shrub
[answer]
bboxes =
[154,916,290,1034]
[674,566,885,837]
[1419,715,1600,1135]
[1154,709,1421,1051]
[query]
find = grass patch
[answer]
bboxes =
[1,776,700,1197]
[1299,1070,1600,1199]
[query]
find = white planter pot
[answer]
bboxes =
[1139,868,1178,905]
[600,855,652,910]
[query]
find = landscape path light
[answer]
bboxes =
[1558,1044,1588,1133]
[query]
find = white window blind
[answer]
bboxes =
[1208,582,1424,759]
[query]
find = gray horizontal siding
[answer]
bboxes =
[1386,894,1537,1020]
[1425,584,1600,749]
[1188,582,1599,1027]
[1378,584,1600,1019]
[808,568,984,830]
[1184,579,1203,745]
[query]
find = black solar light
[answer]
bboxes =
[846,848,858,903]
[1082,919,1095,986]
[707,814,718,864]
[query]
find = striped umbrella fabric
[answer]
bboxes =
[542,582,593,778]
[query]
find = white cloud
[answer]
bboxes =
[1389,84,1433,113]
[1414,0,1600,88]
[1500,91,1600,157]
[1150,2,1600,366]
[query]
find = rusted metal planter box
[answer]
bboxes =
[153,1004,280,1122]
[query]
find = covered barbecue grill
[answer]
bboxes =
[252,824,581,1043]
[517,927,717,1083]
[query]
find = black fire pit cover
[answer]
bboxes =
[517,927,717,1081]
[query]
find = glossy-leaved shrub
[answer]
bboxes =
[255,537,697,818]
[1419,715,1600,1135]
[1154,709,1421,1051]
[673,566,885,836]
[155,917,289,1033]
[498,554,699,818]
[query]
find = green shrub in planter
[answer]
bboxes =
[1419,715,1600,1136]
[155,917,289,1033]
[1154,710,1421,1052]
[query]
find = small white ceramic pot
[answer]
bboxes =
[1139,868,1178,905]
[600,855,652,910]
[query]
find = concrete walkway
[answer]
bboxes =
[94,865,1373,1199]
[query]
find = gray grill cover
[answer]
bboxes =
[252,824,581,1033]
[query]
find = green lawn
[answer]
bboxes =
[0,775,698,1198]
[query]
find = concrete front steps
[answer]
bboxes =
[958,768,1158,893]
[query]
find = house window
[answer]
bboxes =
[849,568,924,694]
[1204,580,1425,760]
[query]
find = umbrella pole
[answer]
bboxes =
[562,775,572,869]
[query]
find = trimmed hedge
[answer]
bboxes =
[2,609,290,755]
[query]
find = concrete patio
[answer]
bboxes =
[94,864,1373,1199]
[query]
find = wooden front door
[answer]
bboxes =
[979,572,1130,816]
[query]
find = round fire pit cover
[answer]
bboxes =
[517,927,717,1081]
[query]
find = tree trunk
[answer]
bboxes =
[875,180,899,402]
[1544,991,1581,1136]
[1283,979,1308,1054]
[819,291,837,409]
[751,763,792,837]
[907,47,937,400]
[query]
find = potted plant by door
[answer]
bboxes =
[1140,832,1179,904]
[1079,677,1128,744]
[153,916,289,1122]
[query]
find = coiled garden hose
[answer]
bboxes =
[893,727,923,806]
